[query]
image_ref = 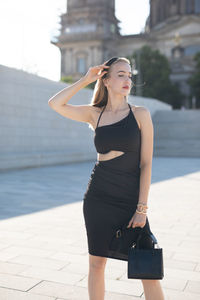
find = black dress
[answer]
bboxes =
[83,102,153,261]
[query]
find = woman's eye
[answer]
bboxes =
[118,75,132,79]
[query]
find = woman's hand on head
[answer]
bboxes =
[83,63,110,84]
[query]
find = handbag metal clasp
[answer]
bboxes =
[131,242,136,248]
[116,229,121,238]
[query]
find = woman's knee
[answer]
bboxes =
[141,279,160,286]
[89,254,107,270]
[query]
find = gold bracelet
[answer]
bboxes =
[137,203,148,208]
[137,205,148,212]
[136,209,147,215]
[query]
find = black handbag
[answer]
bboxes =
[128,226,164,280]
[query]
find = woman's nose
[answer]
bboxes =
[125,77,131,83]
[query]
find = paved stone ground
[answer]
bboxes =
[0,157,199,300]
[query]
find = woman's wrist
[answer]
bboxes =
[137,202,147,206]
[81,75,92,86]
[79,76,90,87]
[136,209,147,215]
[136,203,148,214]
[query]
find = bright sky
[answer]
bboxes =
[0,0,149,82]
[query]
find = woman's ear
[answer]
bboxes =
[103,78,108,88]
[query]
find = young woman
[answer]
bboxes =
[48,57,165,300]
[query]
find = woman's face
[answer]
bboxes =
[103,61,132,96]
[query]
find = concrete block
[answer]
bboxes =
[0,287,55,300]
[0,273,42,292]
[9,255,67,270]
[184,280,200,294]
[18,266,86,285]
[0,261,29,275]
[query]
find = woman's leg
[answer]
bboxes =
[141,279,165,300]
[88,254,107,300]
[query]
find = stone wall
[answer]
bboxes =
[0,64,171,171]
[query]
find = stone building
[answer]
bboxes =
[52,0,200,107]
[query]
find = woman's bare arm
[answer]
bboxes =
[48,64,109,124]
[48,77,93,123]
[137,107,154,206]
[125,106,154,229]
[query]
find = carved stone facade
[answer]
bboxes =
[51,0,200,106]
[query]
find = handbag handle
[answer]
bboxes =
[116,223,161,249]
[132,227,160,249]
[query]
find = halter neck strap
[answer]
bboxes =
[95,103,131,130]
[96,105,107,129]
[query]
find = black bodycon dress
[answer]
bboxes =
[83,102,153,261]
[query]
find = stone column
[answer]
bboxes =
[60,48,66,76]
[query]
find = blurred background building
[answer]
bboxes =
[0,0,199,171]
[52,0,200,104]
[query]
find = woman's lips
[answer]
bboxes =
[123,86,129,89]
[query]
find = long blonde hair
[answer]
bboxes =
[90,57,132,108]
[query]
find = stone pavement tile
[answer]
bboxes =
[172,252,200,264]
[0,242,12,250]
[0,287,55,300]
[0,261,29,275]
[0,230,34,240]
[29,280,141,300]
[105,265,126,280]
[8,237,80,252]
[0,246,56,261]
[178,234,200,243]
[0,273,42,291]
[103,277,143,297]
[76,275,143,297]
[0,158,199,299]
[29,281,88,299]
[194,263,200,271]
[49,252,89,266]
[119,271,186,292]
[164,266,200,282]
[158,288,199,300]
[106,257,129,270]
[184,280,200,294]
[162,249,174,259]
[8,238,49,249]
[59,262,88,275]
[41,243,87,255]
[179,240,200,248]
[14,237,88,254]
[0,222,32,232]
[9,255,68,270]
[160,243,200,257]
[159,237,181,247]
[60,261,127,280]
[18,232,80,248]
[163,258,197,271]
[105,292,141,300]
[18,266,86,285]
[154,276,187,291]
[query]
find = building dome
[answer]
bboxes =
[150,0,200,29]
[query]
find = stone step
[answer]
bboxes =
[152,110,200,157]
[154,139,200,157]
[153,110,200,122]
[153,123,200,139]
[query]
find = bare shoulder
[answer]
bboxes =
[130,105,152,130]
[131,105,150,113]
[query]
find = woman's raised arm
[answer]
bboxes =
[48,64,109,123]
